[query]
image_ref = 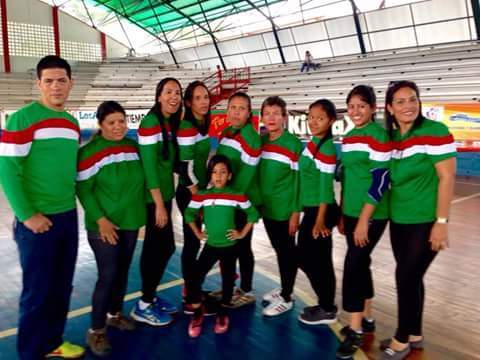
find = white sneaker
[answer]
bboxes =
[262,297,294,317]
[262,288,282,303]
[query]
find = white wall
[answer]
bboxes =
[2,0,128,73]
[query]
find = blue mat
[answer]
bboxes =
[0,244,339,359]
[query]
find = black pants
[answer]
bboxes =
[235,210,254,292]
[390,221,437,343]
[263,218,297,302]
[190,244,238,306]
[342,215,387,313]
[176,185,201,300]
[140,201,176,303]
[297,207,336,312]
[88,230,138,329]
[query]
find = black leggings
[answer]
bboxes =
[263,218,297,302]
[190,244,238,307]
[342,215,387,313]
[235,210,254,292]
[297,207,336,312]
[140,201,176,303]
[88,230,138,329]
[176,185,201,300]
[390,221,437,343]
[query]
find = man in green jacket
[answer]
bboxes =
[0,55,84,359]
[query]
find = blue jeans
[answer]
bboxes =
[14,209,78,359]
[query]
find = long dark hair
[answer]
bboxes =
[149,77,182,161]
[183,80,211,135]
[346,84,377,123]
[227,91,253,124]
[385,80,424,136]
[308,99,336,155]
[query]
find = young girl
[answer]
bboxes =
[77,101,146,357]
[184,155,259,337]
[336,85,391,359]
[132,78,182,326]
[175,81,212,312]
[216,92,262,305]
[258,96,302,316]
[297,99,339,326]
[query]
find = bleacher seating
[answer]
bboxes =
[0,41,479,113]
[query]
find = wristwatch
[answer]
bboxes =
[436,217,449,224]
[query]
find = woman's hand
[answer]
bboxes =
[97,217,119,245]
[353,219,369,247]
[429,222,449,251]
[312,221,331,239]
[288,212,300,236]
[155,203,168,228]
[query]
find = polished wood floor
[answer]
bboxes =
[251,176,480,360]
[0,176,478,359]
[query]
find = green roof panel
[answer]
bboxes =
[89,0,281,33]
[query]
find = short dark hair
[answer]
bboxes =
[385,80,423,135]
[207,154,233,183]
[261,96,287,117]
[227,91,252,123]
[96,101,126,124]
[36,55,72,79]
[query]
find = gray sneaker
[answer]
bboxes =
[380,346,411,360]
[298,306,337,325]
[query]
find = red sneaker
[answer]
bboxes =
[214,314,229,334]
[188,310,204,338]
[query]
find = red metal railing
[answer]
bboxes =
[203,67,251,106]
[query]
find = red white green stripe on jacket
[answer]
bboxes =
[0,101,80,221]
[390,118,456,224]
[77,144,139,181]
[258,130,302,221]
[302,140,336,174]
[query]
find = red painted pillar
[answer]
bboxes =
[100,32,107,60]
[52,6,60,56]
[0,0,11,72]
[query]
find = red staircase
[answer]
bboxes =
[203,67,251,106]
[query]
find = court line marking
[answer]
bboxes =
[255,265,369,360]
[0,251,367,359]
[452,191,480,204]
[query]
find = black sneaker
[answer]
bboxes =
[340,317,375,336]
[298,306,337,325]
[361,317,375,332]
[336,328,364,359]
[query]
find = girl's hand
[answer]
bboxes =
[353,219,369,247]
[227,229,243,241]
[288,212,300,236]
[429,223,449,251]
[97,217,119,245]
[337,215,345,235]
[155,204,168,228]
[312,221,331,239]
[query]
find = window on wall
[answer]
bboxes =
[8,22,55,57]
[60,40,101,62]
